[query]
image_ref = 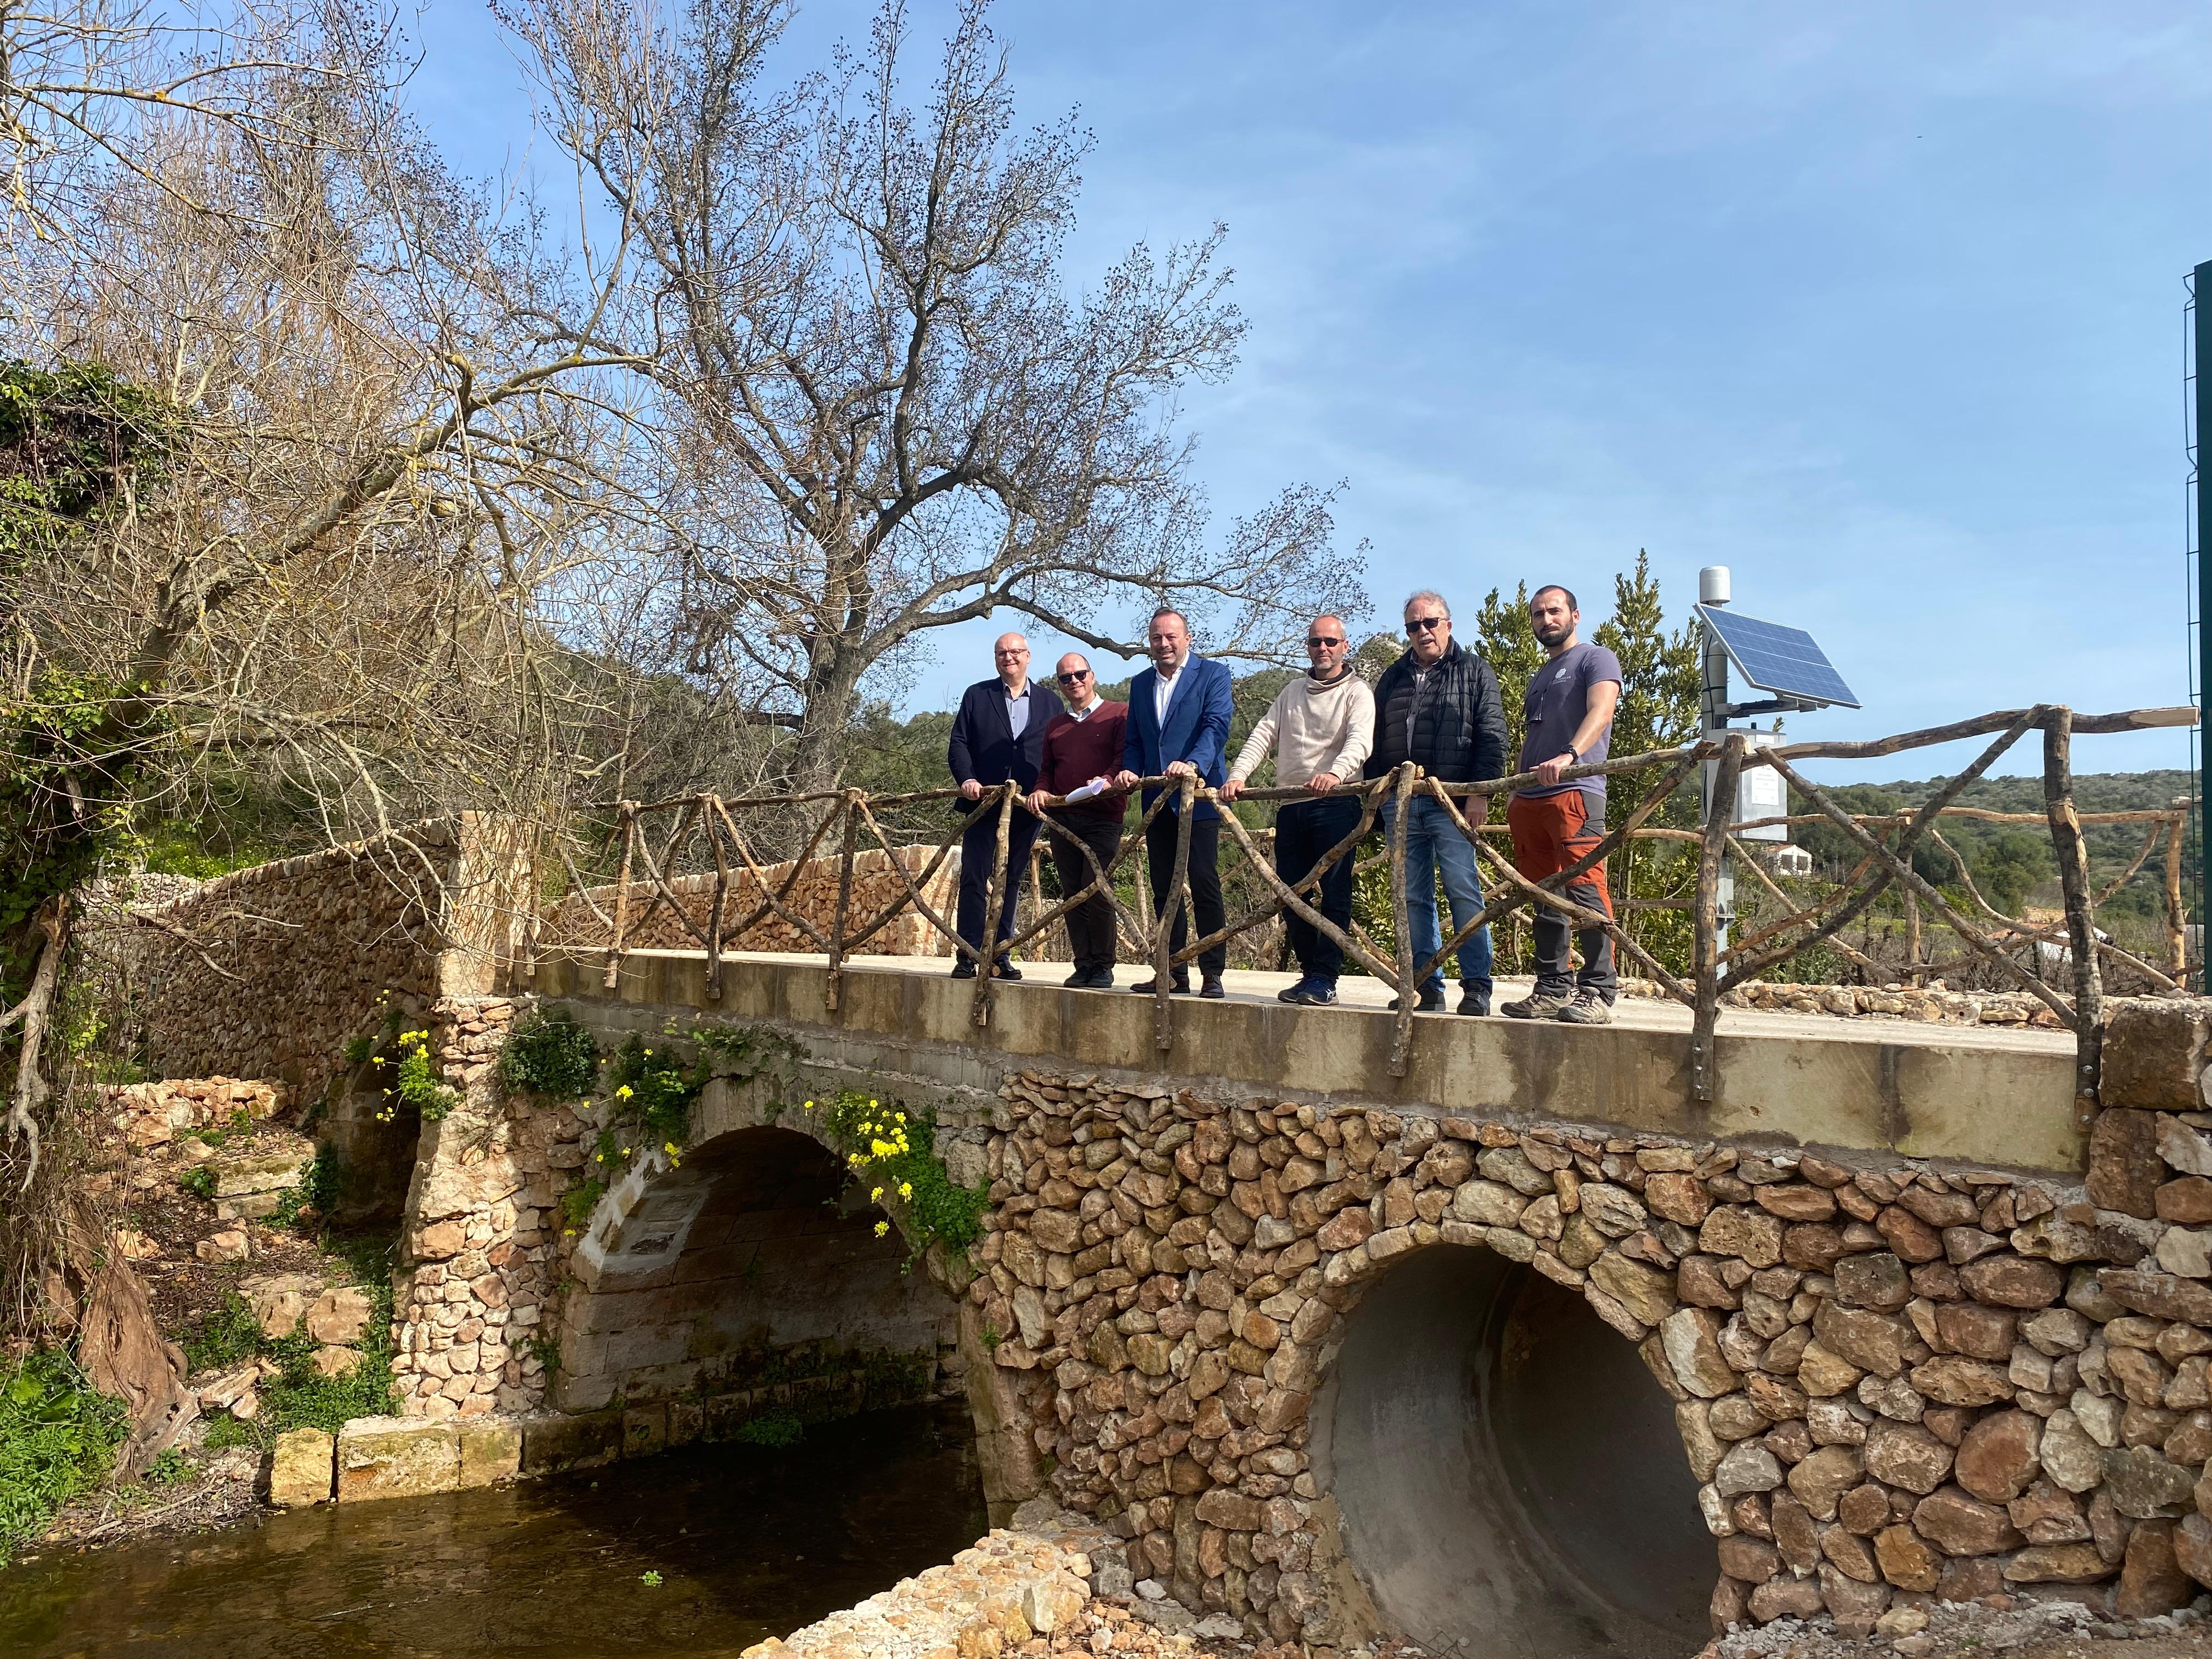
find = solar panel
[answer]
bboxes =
[1694,605,1860,709]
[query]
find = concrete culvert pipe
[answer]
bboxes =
[1320,1244,1711,1657]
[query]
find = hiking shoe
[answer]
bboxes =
[1554,989,1615,1025]
[1503,987,1573,1020]
[1389,986,1448,1013]
[1280,978,1338,1006]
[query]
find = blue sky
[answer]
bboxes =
[408,0,2211,780]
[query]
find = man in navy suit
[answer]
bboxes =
[946,633,1065,979]
[1113,608,1234,999]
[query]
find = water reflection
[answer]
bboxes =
[0,1401,986,1659]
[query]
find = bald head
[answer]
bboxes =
[1053,652,1097,709]
[992,632,1031,690]
[1305,614,1350,677]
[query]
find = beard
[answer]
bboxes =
[1533,620,1569,646]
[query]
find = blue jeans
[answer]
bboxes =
[1378,796,1494,997]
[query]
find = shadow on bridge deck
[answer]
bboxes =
[530,948,2085,1176]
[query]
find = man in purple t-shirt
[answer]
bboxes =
[1504,585,1623,1023]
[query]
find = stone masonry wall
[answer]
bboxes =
[962,998,2212,1649]
[134,814,531,1107]
[541,844,957,957]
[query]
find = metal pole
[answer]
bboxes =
[1697,567,1735,964]
[2194,261,2212,990]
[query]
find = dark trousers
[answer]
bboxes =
[1045,813,1125,972]
[1144,810,1226,979]
[1506,791,1617,998]
[1275,797,1361,981]
[956,804,1043,961]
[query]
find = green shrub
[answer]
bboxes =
[605,1036,697,1148]
[392,1029,458,1122]
[729,1407,803,1447]
[0,1353,127,1560]
[270,1146,342,1232]
[177,1165,215,1201]
[499,1010,599,1098]
[179,1294,260,1374]
[808,1091,986,1263]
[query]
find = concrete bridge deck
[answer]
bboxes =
[533,947,2085,1175]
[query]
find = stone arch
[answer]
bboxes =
[1300,1232,1712,1658]
[554,1088,956,1420]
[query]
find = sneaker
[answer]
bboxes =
[1277,977,1317,1004]
[1281,979,1338,1006]
[1555,989,1615,1025]
[1087,968,1115,990]
[1503,986,1573,1020]
[1389,986,1447,1013]
[1131,975,1191,995]
[1457,989,1490,1017]
[1064,968,1093,988]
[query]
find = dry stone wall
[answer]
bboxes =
[132,814,531,1107]
[541,844,957,957]
[963,999,2212,1648]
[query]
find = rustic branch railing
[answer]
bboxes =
[551,704,2194,1103]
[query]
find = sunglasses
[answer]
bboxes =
[1405,616,1446,634]
[1056,669,1092,685]
[1306,636,1344,649]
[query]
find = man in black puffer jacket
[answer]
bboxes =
[1363,589,1508,1014]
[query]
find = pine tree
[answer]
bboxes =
[1593,550,1703,972]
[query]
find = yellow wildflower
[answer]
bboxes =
[873,1221,889,1238]
[871,1187,884,1202]
[898,1182,913,1200]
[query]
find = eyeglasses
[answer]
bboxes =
[1306,636,1344,649]
[1405,616,1446,634]
[1056,669,1091,685]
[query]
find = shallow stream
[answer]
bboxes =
[0,1401,986,1658]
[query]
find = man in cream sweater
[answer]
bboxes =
[1221,615,1376,1005]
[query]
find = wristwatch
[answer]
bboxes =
[1562,746,1579,764]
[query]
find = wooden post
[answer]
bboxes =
[1156,775,1197,1051]
[825,792,860,1015]
[1388,761,1417,1079]
[2166,811,2190,982]
[1691,737,1745,1105]
[2044,708,2104,1115]
[703,792,730,1001]
[604,802,636,990]
[1903,880,1921,987]
[973,783,1017,1028]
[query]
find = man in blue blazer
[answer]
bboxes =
[1112,608,1234,998]
[946,633,1065,979]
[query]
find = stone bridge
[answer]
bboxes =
[115,820,2212,1656]
[366,943,2212,1657]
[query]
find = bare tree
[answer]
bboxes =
[0,0,663,1344]
[507,0,1368,791]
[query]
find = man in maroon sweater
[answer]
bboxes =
[1025,653,1131,988]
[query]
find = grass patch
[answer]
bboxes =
[0,1353,128,1561]
[728,1407,803,1447]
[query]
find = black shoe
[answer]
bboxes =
[1064,968,1092,988]
[950,960,978,980]
[1131,975,1190,995]
[1389,986,1447,1013]
[1282,979,1338,1006]
[1087,968,1115,990]
[993,960,1022,981]
[1458,988,1491,1017]
[1199,975,1226,1000]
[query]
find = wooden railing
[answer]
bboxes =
[548,704,2195,1104]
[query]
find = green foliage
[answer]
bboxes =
[142,1448,190,1487]
[499,1009,600,1098]
[189,1235,399,1447]
[389,1029,458,1122]
[271,1146,342,1232]
[179,1294,261,1374]
[802,1089,986,1263]
[640,1569,665,1587]
[729,1406,804,1447]
[0,1352,128,1560]
[605,1036,697,1147]
[558,1175,607,1233]
[0,359,180,565]
[177,1165,216,1202]
[342,1033,375,1067]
